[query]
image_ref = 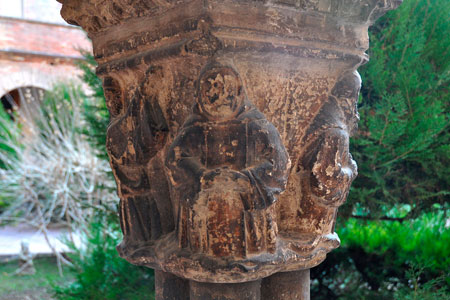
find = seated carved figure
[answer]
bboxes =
[166,65,290,258]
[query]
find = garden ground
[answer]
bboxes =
[0,257,73,300]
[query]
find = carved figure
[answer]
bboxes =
[302,72,360,207]
[106,74,174,252]
[166,65,290,258]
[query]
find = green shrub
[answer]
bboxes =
[0,106,22,210]
[313,0,450,296]
[53,213,155,300]
[339,209,449,274]
[0,104,21,170]
[394,264,450,300]
[344,0,450,219]
[312,211,450,299]
[77,51,110,161]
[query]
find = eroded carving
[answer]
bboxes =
[166,65,290,258]
[106,67,173,249]
[301,71,360,207]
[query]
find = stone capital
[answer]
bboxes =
[58,0,402,296]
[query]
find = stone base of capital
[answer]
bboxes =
[155,269,310,300]
[119,232,338,283]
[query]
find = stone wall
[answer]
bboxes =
[0,16,91,100]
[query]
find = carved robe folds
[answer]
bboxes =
[166,66,290,258]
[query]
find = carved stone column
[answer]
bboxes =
[58,0,401,299]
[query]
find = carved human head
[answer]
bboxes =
[197,65,245,120]
[331,71,362,134]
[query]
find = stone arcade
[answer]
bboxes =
[57,0,402,299]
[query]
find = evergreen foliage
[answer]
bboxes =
[53,212,155,300]
[340,210,449,274]
[312,211,449,299]
[0,105,21,170]
[77,51,110,161]
[0,106,21,209]
[345,0,450,219]
[310,0,450,298]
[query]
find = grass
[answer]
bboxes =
[0,257,74,299]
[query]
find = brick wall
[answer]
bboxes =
[0,13,92,98]
[0,17,91,57]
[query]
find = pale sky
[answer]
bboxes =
[0,0,65,24]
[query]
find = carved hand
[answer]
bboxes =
[311,128,357,206]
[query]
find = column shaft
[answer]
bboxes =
[261,269,310,300]
[155,270,190,300]
[190,279,261,300]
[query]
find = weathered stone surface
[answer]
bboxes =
[190,278,261,300]
[155,270,190,300]
[261,269,310,300]
[58,0,402,297]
